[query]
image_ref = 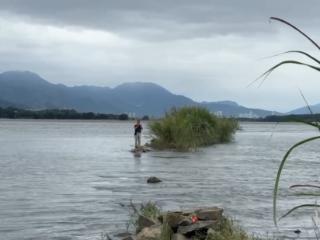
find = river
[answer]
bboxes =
[0,120,319,240]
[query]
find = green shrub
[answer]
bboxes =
[128,201,161,230]
[149,107,238,151]
[139,201,161,220]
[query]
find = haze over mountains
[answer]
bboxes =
[0,70,292,117]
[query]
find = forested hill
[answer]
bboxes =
[0,70,276,117]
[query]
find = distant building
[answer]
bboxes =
[126,112,136,118]
[214,111,223,117]
[238,111,259,119]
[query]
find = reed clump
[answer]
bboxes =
[149,106,238,151]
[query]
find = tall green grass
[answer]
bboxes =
[127,201,161,231]
[257,17,320,227]
[206,218,263,240]
[149,106,238,151]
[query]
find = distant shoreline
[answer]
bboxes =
[0,107,132,121]
[1,106,318,123]
[238,113,320,123]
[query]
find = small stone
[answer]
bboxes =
[147,177,162,184]
[195,207,223,221]
[294,229,301,234]
[136,215,156,233]
[177,220,217,235]
[136,225,161,240]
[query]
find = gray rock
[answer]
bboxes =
[178,218,192,226]
[136,215,156,233]
[177,220,218,235]
[136,225,161,240]
[147,177,162,184]
[195,207,223,221]
[165,212,187,229]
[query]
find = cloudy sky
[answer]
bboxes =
[0,0,320,112]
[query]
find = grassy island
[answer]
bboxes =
[149,107,238,151]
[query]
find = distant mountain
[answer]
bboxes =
[0,71,120,113]
[0,98,16,108]
[289,103,320,115]
[0,70,277,117]
[201,101,275,118]
[112,82,195,116]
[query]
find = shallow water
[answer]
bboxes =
[0,120,319,240]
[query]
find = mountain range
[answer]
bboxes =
[289,104,320,115]
[0,70,292,118]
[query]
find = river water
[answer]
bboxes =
[0,120,319,240]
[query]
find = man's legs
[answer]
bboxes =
[137,133,141,147]
[135,134,138,148]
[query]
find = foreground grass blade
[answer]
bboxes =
[290,119,320,130]
[270,17,320,50]
[290,184,320,189]
[297,89,320,131]
[292,193,320,197]
[279,204,320,220]
[262,17,320,230]
[249,60,320,87]
[261,60,320,79]
[268,51,320,65]
[299,88,314,115]
[285,51,320,65]
[273,136,320,226]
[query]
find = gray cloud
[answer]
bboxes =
[1,0,320,40]
[0,0,320,111]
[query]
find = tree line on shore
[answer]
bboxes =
[1,106,318,123]
[0,107,132,120]
[239,113,320,123]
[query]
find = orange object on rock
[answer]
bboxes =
[191,215,199,223]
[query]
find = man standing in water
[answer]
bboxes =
[134,119,143,149]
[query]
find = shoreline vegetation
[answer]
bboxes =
[0,106,318,123]
[149,107,238,151]
[0,107,130,120]
[239,114,320,123]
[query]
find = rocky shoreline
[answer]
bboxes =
[114,206,251,240]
